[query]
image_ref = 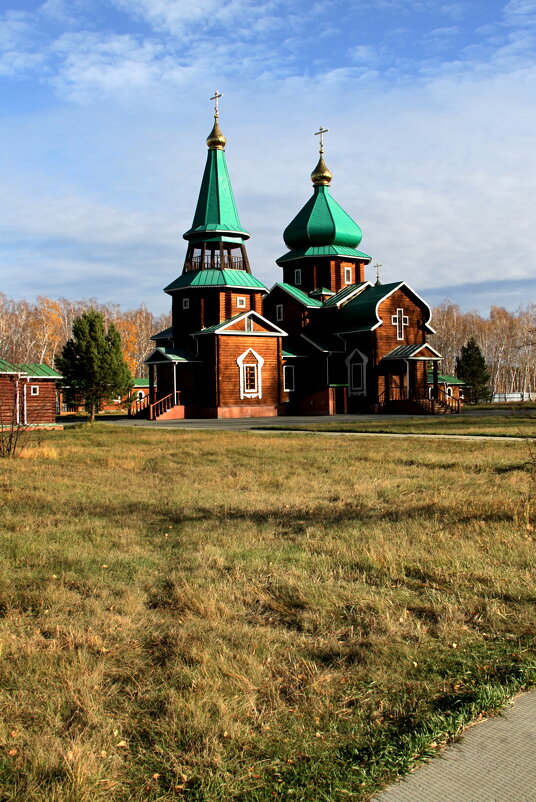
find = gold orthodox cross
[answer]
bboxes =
[315,126,329,154]
[210,90,223,117]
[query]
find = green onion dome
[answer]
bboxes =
[283,182,363,251]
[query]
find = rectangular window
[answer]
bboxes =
[294,269,302,285]
[344,266,352,284]
[283,364,295,392]
[30,385,39,396]
[351,364,363,392]
[276,304,283,321]
[245,317,253,332]
[182,297,190,309]
[244,364,257,392]
[236,296,246,308]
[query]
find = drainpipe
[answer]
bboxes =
[406,360,410,400]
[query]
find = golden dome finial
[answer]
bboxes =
[207,89,226,150]
[311,125,332,185]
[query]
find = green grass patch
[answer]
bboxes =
[0,425,534,800]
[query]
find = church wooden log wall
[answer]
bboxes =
[217,335,280,409]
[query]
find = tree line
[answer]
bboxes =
[0,294,170,379]
[1,294,535,395]
[430,302,536,396]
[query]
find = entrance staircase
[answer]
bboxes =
[378,386,460,415]
[129,392,184,421]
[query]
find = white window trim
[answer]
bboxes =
[276,304,283,322]
[283,364,295,392]
[294,268,302,285]
[236,296,246,308]
[391,307,409,341]
[344,266,352,285]
[245,317,253,332]
[182,297,190,310]
[237,348,264,400]
[345,348,368,397]
[30,385,39,396]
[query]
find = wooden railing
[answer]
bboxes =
[148,391,181,420]
[378,386,460,414]
[128,395,150,417]
[186,255,246,271]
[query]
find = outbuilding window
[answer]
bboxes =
[30,385,39,396]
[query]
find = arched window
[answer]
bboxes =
[137,390,144,401]
[236,348,264,400]
[345,349,368,396]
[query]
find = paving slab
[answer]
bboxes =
[374,690,536,802]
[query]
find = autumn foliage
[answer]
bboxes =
[0,294,170,378]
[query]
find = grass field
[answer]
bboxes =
[1,425,535,801]
[267,410,536,438]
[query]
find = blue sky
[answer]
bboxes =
[1,0,535,314]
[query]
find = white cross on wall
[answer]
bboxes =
[392,308,409,340]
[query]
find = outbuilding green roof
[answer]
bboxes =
[427,370,465,385]
[183,147,250,244]
[165,268,267,293]
[0,360,61,378]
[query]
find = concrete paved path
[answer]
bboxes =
[374,690,536,802]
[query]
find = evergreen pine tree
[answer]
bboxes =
[56,310,133,422]
[455,337,491,403]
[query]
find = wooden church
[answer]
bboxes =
[143,98,457,420]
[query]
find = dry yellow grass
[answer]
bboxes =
[0,425,534,800]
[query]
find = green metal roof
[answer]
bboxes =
[302,333,345,352]
[276,244,371,265]
[309,287,334,297]
[382,344,441,360]
[336,282,403,332]
[272,282,323,307]
[133,378,150,387]
[283,185,362,249]
[0,360,61,378]
[323,282,369,307]
[427,370,464,385]
[151,327,173,341]
[145,346,198,364]
[183,147,250,244]
[165,268,267,294]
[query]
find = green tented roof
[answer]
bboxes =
[165,268,267,293]
[323,282,369,307]
[276,244,371,265]
[427,370,465,385]
[183,148,250,244]
[283,185,363,251]
[272,283,323,307]
[0,360,61,378]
